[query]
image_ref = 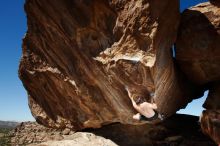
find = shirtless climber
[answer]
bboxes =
[125,86,164,122]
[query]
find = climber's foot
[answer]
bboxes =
[133,113,141,120]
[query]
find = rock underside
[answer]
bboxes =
[19,0,220,145]
[10,115,216,146]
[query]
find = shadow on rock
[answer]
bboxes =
[83,114,217,146]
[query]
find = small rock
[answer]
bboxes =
[52,134,64,141]
[69,130,75,135]
[62,128,70,135]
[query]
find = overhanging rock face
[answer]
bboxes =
[19,0,198,130]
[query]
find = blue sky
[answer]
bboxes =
[0,0,34,122]
[0,0,208,122]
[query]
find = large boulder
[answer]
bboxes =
[19,0,198,130]
[176,2,220,145]
[176,2,220,85]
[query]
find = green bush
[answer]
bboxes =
[0,128,12,146]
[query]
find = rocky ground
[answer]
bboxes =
[8,114,217,146]
[10,121,118,146]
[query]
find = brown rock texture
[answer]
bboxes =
[19,0,199,130]
[202,82,220,145]
[176,2,220,145]
[11,115,217,146]
[11,122,70,145]
[176,2,220,85]
[201,110,220,145]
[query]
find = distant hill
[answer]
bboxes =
[0,121,19,129]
